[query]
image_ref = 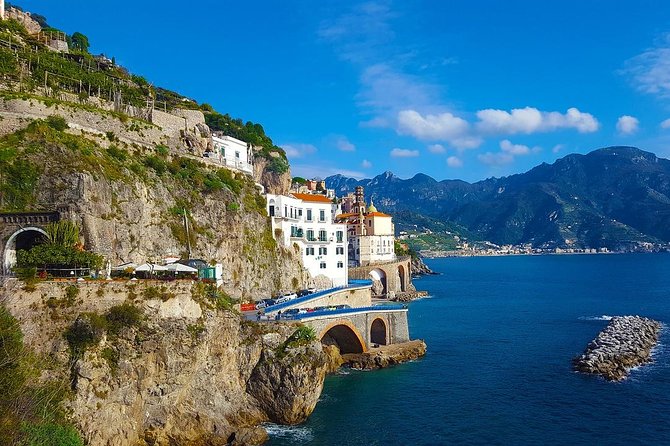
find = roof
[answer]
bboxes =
[367,212,392,218]
[292,193,333,203]
[335,213,358,219]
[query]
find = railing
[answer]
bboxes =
[288,304,407,321]
[264,281,373,313]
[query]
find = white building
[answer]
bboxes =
[336,187,396,266]
[266,193,348,288]
[211,135,253,175]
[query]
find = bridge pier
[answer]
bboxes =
[348,256,412,298]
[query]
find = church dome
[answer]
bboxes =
[367,199,378,213]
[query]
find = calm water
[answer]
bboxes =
[267,254,670,445]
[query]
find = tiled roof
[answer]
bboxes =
[291,193,333,203]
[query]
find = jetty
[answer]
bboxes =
[573,315,662,381]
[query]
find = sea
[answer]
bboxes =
[266,253,670,445]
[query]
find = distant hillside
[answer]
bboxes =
[326,147,670,251]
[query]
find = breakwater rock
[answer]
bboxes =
[573,315,662,381]
[342,340,427,370]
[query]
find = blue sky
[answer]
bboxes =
[16,1,670,182]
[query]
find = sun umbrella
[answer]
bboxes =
[135,263,168,272]
[165,263,198,273]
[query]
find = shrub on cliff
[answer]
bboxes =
[0,305,83,444]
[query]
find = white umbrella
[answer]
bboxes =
[135,263,168,272]
[165,263,198,273]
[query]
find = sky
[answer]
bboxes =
[15,1,670,182]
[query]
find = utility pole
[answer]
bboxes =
[183,208,192,258]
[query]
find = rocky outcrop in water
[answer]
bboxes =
[411,256,436,277]
[573,315,662,381]
[342,340,427,370]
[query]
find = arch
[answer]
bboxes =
[319,320,366,354]
[369,268,387,297]
[268,199,276,217]
[3,227,47,274]
[398,264,406,292]
[370,318,387,346]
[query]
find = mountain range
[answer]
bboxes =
[325,146,670,251]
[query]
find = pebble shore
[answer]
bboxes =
[573,315,662,381]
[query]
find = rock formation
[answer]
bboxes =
[411,256,436,276]
[341,340,427,370]
[573,315,662,381]
[2,280,328,445]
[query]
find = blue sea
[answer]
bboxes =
[266,254,670,445]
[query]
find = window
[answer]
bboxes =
[284,206,287,217]
[318,230,327,242]
[320,262,326,269]
[336,231,343,243]
[298,209,303,217]
[319,247,328,255]
[235,151,240,159]
[337,261,343,268]
[269,205,275,217]
[336,247,344,255]
[306,247,314,255]
[319,209,326,222]
[306,209,313,221]
[306,230,315,241]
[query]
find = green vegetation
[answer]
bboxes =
[15,220,103,277]
[141,285,174,301]
[204,111,288,173]
[191,282,238,312]
[105,303,143,335]
[0,305,83,444]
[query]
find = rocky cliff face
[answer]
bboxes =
[2,280,328,445]
[253,154,291,196]
[1,118,308,299]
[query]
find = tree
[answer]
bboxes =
[70,32,90,52]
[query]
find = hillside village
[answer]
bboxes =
[0,5,426,445]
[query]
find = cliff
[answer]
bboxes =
[2,280,329,445]
[0,115,308,299]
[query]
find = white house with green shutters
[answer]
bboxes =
[211,134,254,175]
[266,192,348,288]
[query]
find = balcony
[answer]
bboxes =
[290,229,304,238]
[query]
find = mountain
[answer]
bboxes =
[326,147,670,250]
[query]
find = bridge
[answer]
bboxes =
[0,211,61,275]
[252,281,412,353]
[348,256,412,298]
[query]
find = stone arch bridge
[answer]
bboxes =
[0,211,61,274]
[347,256,412,298]
[292,306,409,353]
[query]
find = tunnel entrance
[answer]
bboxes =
[369,268,387,297]
[3,227,47,274]
[321,324,365,354]
[370,318,387,346]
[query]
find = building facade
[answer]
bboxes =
[266,193,348,288]
[336,186,396,267]
[211,135,253,175]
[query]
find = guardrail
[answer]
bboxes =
[287,304,407,321]
[263,280,373,313]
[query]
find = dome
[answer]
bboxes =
[367,199,378,213]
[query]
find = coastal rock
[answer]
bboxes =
[342,340,427,370]
[393,291,428,302]
[411,256,436,277]
[2,281,327,445]
[573,315,662,381]
[246,340,329,425]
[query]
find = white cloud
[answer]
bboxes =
[361,159,372,168]
[476,107,600,134]
[500,139,540,155]
[281,143,317,158]
[397,110,469,140]
[616,115,639,135]
[334,135,356,151]
[552,144,565,154]
[427,144,446,154]
[661,118,670,129]
[390,148,420,158]
[446,156,463,168]
[478,151,514,166]
[623,33,670,99]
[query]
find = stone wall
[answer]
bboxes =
[265,286,372,313]
[6,7,41,34]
